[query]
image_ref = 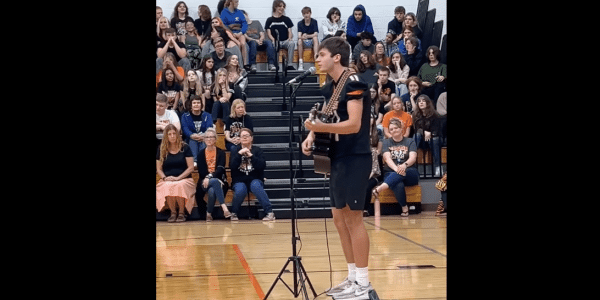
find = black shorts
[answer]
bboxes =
[329,154,372,210]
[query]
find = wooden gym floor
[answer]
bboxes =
[156,212,446,299]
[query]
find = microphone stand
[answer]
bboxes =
[263,80,317,300]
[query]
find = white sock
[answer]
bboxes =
[355,266,369,287]
[347,263,356,282]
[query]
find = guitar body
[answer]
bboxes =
[308,103,335,175]
[306,69,357,176]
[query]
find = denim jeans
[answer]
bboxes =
[204,178,226,214]
[211,100,230,122]
[413,132,442,169]
[231,180,272,214]
[383,168,419,206]
[247,39,276,66]
[187,139,206,162]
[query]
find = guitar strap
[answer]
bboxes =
[321,68,356,141]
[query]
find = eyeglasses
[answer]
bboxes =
[240,135,251,138]
[205,136,216,139]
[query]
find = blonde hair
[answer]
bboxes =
[212,68,230,96]
[388,117,404,131]
[158,124,184,165]
[229,99,246,118]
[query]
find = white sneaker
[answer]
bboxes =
[268,64,276,71]
[326,277,353,296]
[297,60,304,71]
[262,212,275,221]
[332,281,373,300]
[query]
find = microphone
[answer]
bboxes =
[286,67,316,84]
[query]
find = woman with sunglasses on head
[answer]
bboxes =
[195,128,231,221]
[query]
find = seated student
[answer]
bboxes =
[196,55,216,114]
[372,41,389,67]
[224,99,254,152]
[156,94,181,152]
[265,0,296,70]
[243,10,277,72]
[157,28,192,73]
[224,54,248,100]
[183,20,203,69]
[346,4,375,50]
[296,6,319,71]
[157,67,182,113]
[209,37,233,70]
[398,26,422,57]
[229,128,275,221]
[404,36,425,78]
[381,30,400,58]
[387,6,405,44]
[376,66,397,111]
[382,95,412,139]
[194,5,212,39]
[210,67,234,125]
[156,52,185,89]
[372,118,419,217]
[195,128,232,221]
[220,0,249,68]
[403,12,423,40]
[387,51,410,96]
[401,76,423,114]
[170,1,194,41]
[181,95,214,161]
[418,46,447,106]
[200,18,243,65]
[321,7,346,41]
[156,124,196,223]
[181,69,203,112]
[412,94,443,177]
[355,50,379,86]
[352,31,375,64]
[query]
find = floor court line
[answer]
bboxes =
[232,244,266,299]
[364,220,447,258]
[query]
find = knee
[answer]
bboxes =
[343,211,363,229]
[250,179,263,193]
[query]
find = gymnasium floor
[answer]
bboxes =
[156,212,447,299]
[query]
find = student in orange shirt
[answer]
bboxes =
[382,95,412,139]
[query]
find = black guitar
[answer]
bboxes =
[307,102,335,175]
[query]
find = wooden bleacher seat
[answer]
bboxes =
[417,147,447,164]
[371,185,421,204]
[156,150,257,208]
[256,48,315,64]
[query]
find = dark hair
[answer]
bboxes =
[326,7,341,21]
[164,28,177,35]
[394,6,406,14]
[318,37,350,67]
[406,36,420,49]
[272,0,286,13]
[185,94,204,112]
[356,50,376,72]
[360,31,373,41]
[301,6,311,14]
[171,1,189,19]
[426,45,441,61]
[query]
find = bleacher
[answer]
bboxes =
[157,0,446,221]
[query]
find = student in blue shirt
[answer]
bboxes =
[296,6,319,71]
[220,0,249,68]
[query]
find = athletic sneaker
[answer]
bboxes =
[326,277,353,296]
[332,281,374,300]
[262,212,275,221]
